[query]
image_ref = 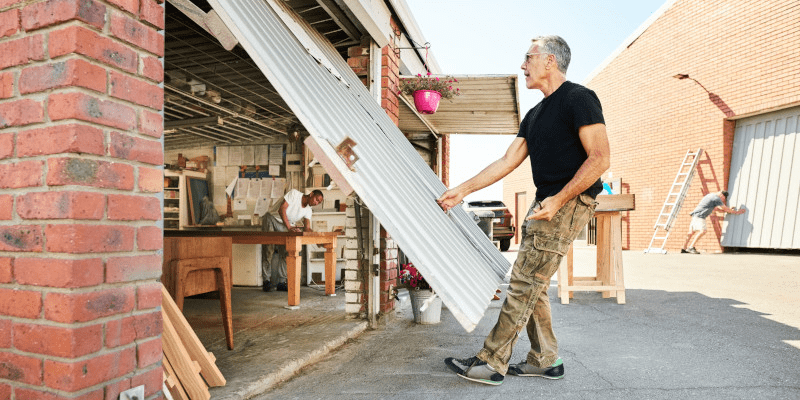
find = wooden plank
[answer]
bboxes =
[562,284,624,291]
[167,0,238,50]
[163,354,191,400]
[162,285,227,387]
[596,194,635,211]
[204,10,238,51]
[162,307,210,400]
[573,280,603,285]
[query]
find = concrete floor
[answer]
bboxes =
[255,245,800,399]
[177,243,800,399]
[179,284,366,400]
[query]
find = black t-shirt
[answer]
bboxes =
[516,81,605,201]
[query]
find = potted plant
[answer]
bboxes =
[399,262,442,324]
[399,73,461,114]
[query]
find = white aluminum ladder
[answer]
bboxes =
[645,148,703,254]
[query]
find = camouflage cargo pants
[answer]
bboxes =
[477,193,596,375]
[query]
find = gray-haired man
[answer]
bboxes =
[437,35,610,385]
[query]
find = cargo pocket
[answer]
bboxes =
[520,234,571,280]
[533,235,570,256]
[571,193,597,232]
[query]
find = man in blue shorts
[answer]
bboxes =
[682,190,745,254]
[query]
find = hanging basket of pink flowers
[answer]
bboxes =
[399,73,461,114]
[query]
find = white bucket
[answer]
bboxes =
[409,289,442,324]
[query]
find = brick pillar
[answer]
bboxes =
[0,1,165,398]
[381,19,401,126]
[379,227,398,315]
[347,40,370,88]
[343,196,366,318]
[722,119,735,192]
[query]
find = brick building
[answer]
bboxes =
[504,0,800,253]
[0,0,517,398]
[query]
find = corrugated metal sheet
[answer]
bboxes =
[722,106,800,249]
[209,0,510,331]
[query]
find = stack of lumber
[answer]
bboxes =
[162,285,226,400]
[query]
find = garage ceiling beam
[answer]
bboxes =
[164,116,223,130]
[165,84,287,137]
[316,0,362,43]
[167,0,238,50]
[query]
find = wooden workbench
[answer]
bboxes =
[557,194,635,305]
[164,229,339,306]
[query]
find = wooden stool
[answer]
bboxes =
[163,236,234,349]
[557,211,626,304]
[169,256,233,350]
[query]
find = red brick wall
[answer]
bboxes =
[379,227,397,314]
[506,0,800,253]
[381,20,400,126]
[584,0,800,253]
[0,0,165,398]
[347,41,370,87]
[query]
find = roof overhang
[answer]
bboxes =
[399,74,521,135]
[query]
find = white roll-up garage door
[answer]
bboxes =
[722,106,800,249]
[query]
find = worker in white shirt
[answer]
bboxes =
[261,189,323,291]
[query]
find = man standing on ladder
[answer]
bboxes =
[681,190,745,254]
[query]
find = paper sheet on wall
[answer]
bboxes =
[213,167,228,209]
[270,178,285,198]
[233,198,247,211]
[259,178,273,198]
[268,165,280,176]
[241,145,255,166]
[247,178,260,200]
[225,176,237,198]
[235,178,250,199]
[216,146,228,166]
[255,145,269,165]
[254,196,269,216]
[228,146,242,166]
[269,144,283,165]
[225,165,238,181]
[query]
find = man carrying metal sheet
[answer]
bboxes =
[437,35,610,386]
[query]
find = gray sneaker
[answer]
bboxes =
[444,356,504,386]
[507,357,564,379]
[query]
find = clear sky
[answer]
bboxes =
[403,0,668,202]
